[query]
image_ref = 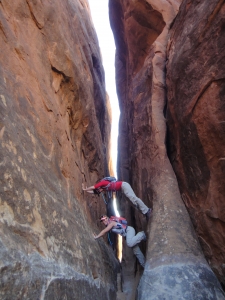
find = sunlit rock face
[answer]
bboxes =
[166,0,225,289]
[0,0,118,299]
[110,0,225,299]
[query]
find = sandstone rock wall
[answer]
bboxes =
[109,1,167,296]
[109,0,225,299]
[166,0,225,289]
[0,0,118,299]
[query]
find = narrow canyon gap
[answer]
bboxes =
[0,0,225,300]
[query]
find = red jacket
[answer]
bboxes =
[94,180,122,191]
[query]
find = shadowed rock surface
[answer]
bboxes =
[1,0,225,299]
[0,0,119,299]
[109,1,166,297]
[166,0,225,289]
[109,0,225,299]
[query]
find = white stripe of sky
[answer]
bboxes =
[88,0,120,178]
[88,0,120,217]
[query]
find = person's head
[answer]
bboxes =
[94,188,104,195]
[100,215,108,226]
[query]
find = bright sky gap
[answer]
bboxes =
[88,0,120,217]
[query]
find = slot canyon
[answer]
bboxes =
[0,0,225,299]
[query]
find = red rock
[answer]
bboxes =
[166,0,225,288]
[0,0,118,298]
[110,0,225,298]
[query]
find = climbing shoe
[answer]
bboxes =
[145,208,152,221]
[142,232,147,241]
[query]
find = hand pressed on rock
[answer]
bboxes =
[82,183,87,190]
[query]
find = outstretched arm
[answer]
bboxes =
[82,183,95,192]
[86,190,94,194]
[94,221,116,239]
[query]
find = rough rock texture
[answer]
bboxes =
[0,0,119,299]
[166,0,225,289]
[109,1,167,297]
[109,0,225,299]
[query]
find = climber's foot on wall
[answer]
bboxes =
[145,208,152,221]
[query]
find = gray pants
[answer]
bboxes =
[121,182,149,214]
[126,226,145,267]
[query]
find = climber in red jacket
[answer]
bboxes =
[82,177,152,220]
[94,215,146,267]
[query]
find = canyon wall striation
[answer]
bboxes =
[0,0,118,299]
[110,0,225,299]
[1,0,225,299]
[166,0,225,290]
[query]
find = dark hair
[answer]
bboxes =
[93,188,101,195]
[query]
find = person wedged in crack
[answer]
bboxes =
[94,215,146,268]
[82,177,152,220]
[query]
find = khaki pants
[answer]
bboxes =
[121,182,149,214]
[126,226,145,267]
